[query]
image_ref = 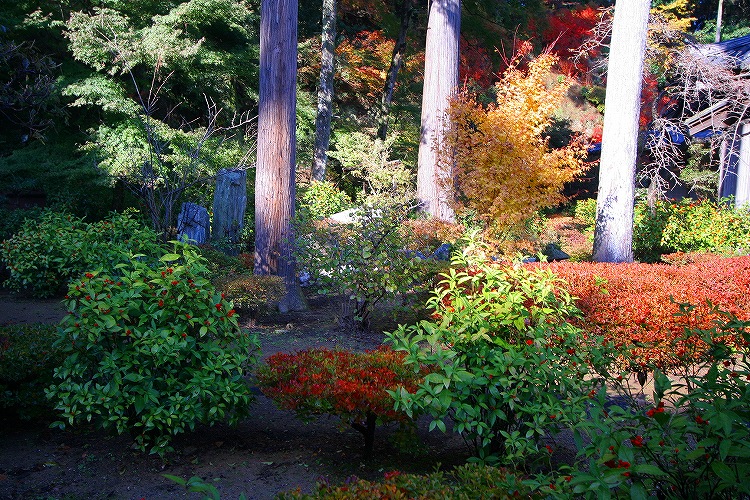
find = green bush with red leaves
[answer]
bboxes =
[46,241,259,456]
[387,234,612,466]
[545,256,750,367]
[256,347,430,456]
[566,305,750,499]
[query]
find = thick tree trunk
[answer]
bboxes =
[311,0,337,181]
[416,0,459,221]
[592,0,650,263]
[377,0,415,141]
[255,0,307,311]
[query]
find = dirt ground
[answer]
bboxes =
[0,292,471,500]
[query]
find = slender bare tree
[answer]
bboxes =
[311,0,337,181]
[255,0,307,311]
[377,0,418,141]
[593,0,651,263]
[416,0,460,221]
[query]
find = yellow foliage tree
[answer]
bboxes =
[442,53,586,235]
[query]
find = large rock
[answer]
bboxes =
[177,202,210,245]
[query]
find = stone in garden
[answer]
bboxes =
[328,207,382,223]
[432,243,452,261]
[543,244,570,262]
[212,168,247,249]
[328,208,359,223]
[177,202,210,245]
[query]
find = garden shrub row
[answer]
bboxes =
[271,259,750,499]
[576,198,750,263]
[1,209,161,297]
[545,256,750,367]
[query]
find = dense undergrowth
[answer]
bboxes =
[2,204,750,497]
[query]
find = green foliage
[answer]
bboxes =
[0,139,114,219]
[581,85,606,113]
[0,323,63,420]
[660,199,750,254]
[569,304,750,499]
[328,132,415,206]
[0,206,44,242]
[278,464,535,499]
[680,142,719,199]
[197,244,250,278]
[1,210,161,297]
[573,198,597,232]
[694,21,750,44]
[298,181,352,220]
[386,234,610,466]
[632,200,673,263]
[294,204,433,329]
[46,241,259,456]
[213,274,285,317]
[64,0,259,115]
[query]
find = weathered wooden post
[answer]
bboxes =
[212,169,247,253]
[177,202,210,245]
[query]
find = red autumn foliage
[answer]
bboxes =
[256,347,428,423]
[543,6,600,77]
[543,257,750,367]
[460,36,494,88]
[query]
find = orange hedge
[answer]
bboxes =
[542,256,750,367]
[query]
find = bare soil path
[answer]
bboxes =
[0,293,469,500]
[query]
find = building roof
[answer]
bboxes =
[692,33,750,70]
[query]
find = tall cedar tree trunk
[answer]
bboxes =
[311,0,337,181]
[593,0,650,263]
[416,0,459,221]
[255,0,307,311]
[377,0,416,141]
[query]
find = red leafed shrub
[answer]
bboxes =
[544,257,750,367]
[256,347,430,455]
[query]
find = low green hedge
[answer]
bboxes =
[0,323,62,421]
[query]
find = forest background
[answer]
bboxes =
[1,0,749,247]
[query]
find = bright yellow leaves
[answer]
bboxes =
[442,53,587,234]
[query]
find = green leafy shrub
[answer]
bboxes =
[661,198,750,254]
[197,244,250,278]
[631,200,673,263]
[0,206,45,242]
[1,209,161,297]
[0,323,63,420]
[213,274,285,318]
[294,204,436,329]
[46,242,259,455]
[569,305,750,499]
[278,464,535,499]
[298,180,352,220]
[257,347,429,456]
[387,234,610,466]
[573,198,597,232]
